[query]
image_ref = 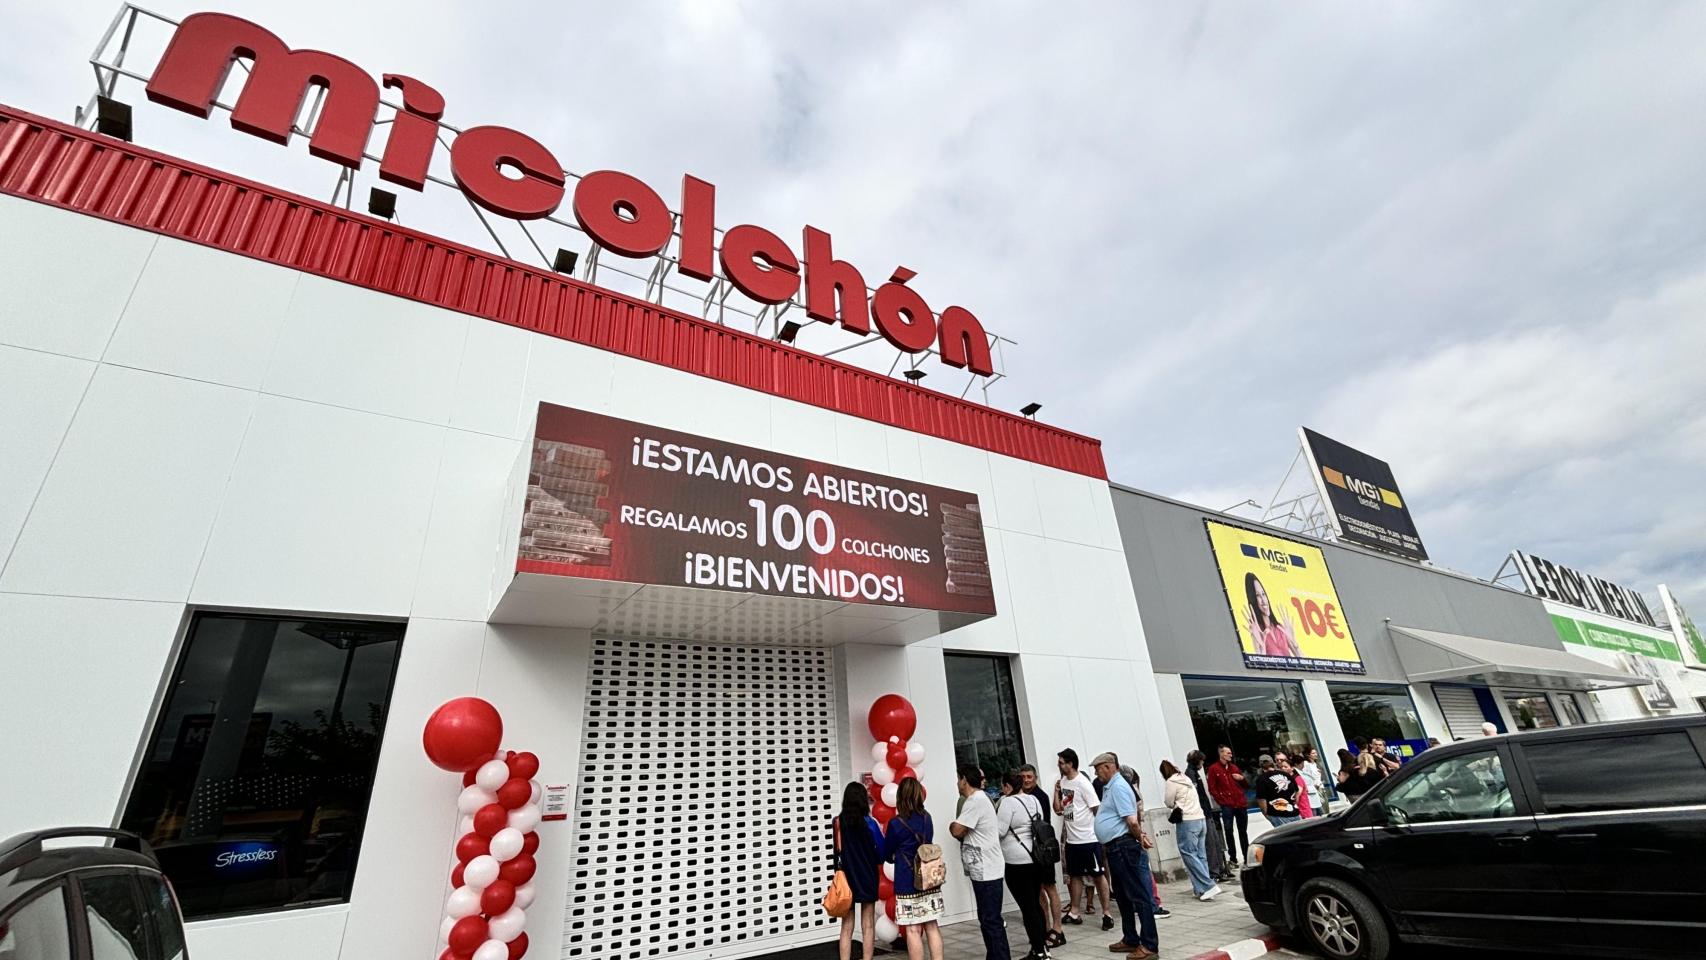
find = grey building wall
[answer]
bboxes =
[1111,484,1562,683]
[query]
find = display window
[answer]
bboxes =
[1329,682,1427,753]
[1183,676,1323,806]
[119,613,404,920]
[1502,690,1562,730]
[945,653,1026,789]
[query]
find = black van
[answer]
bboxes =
[0,828,189,959]
[1240,714,1706,960]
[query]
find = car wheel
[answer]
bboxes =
[1295,877,1390,960]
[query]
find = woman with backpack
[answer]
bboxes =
[998,771,1053,960]
[834,782,884,960]
[883,777,945,960]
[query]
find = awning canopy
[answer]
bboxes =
[1390,625,1643,691]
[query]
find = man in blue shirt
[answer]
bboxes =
[1091,752,1158,959]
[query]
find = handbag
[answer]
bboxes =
[1168,805,1184,825]
[821,819,853,918]
[893,815,946,891]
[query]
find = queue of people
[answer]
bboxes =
[827,736,1427,960]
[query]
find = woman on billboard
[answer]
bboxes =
[1243,573,1299,657]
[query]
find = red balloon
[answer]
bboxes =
[440,950,465,960]
[506,750,517,760]
[498,854,537,885]
[450,862,466,887]
[496,778,531,809]
[883,896,896,920]
[895,767,917,784]
[867,694,916,743]
[507,932,530,960]
[462,769,479,788]
[886,744,909,769]
[448,916,488,955]
[423,697,504,773]
[521,831,540,856]
[866,781,883,805]
[878,874,894,901]
[473,803,508,837]
[871,801,896,826]
[507,751,540,781]
[455,831,490,863]
[481,878,517,915]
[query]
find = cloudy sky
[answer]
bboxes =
[4,0,1702,607]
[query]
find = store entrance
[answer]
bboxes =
[564,637,841,960]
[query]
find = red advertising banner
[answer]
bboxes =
[518,403,996,615]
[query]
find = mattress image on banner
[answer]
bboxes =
[517,402,996,616]
[1203,519,1366,674]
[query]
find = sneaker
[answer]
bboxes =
[1101,915,1114,931]
[1199,884,1223,902]
[1062,912,1084,926]
[1153,907,1172,919]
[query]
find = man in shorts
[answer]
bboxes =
[1053,748,1111,928]
[1021,763,1068,949]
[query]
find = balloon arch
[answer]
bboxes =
[423,698,543,960]
[864,693,925,944]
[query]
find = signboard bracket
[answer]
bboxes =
[1260,444,1337,543]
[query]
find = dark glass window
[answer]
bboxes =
[0,884,73,960]
[1184,677,1320,806]
[945,654,1026,788]
[1524,732,1706,814]
[1378,751,1512,825]
[81,875,148,960]
[120,613,404,920]
[1329,683,1425,745]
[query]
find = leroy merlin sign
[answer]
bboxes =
[1550,614,1682,662]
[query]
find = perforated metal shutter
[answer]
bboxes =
[564,637,840,960]
[1434,686,1488,740]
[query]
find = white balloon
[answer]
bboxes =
[875,915,899,943]
[880,783,899,808]
[882,862,895,880]
[529,779,542,805]
[870,742,889,764]
[872,762,895,786]
[905,741,925,766]
[439,915,456,945]
[473,939,509,960]
[508,802,542,833]
[889,735,901,745]
[458,815,475,836]
[445,884,482,918]
[489,827,525,862]
[514,881,536,910]
[475,759,511,792]
[488,906,527,942]
[464,854,500,889]
[458,784,497,814]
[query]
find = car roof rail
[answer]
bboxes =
[0,828,153,875]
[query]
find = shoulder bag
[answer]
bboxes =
[821,818,852,918]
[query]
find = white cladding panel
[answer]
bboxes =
[0,198,1166,960]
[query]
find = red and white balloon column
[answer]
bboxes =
[423,697,543,960]
[865,694,923,944]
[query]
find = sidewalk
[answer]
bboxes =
[938,877,1278,959]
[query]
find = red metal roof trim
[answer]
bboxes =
[0,104,1106,479]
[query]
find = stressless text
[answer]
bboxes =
[143,12,995,376]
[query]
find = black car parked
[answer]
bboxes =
[1241,714,1706,960]
[0,828,188,959]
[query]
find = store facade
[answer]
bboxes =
[1110,485,1649,797]
[0,93,1173,960]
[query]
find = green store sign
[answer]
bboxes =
[1551,614,1683,662]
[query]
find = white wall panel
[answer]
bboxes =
[0,345,93,570]
[1010,653,1087,782]
[0,594,183,836]
[451,320,533,438]
[412,430,522,622]
[103,237,300,389]
[518,334,616,434]
[1067,657,1161,806]
[769,399,839,463]
[338,618,488,960]
[883,428,923,483]
[263,275,469,425]
[186,905,348,960]
[916,436,997,530]
[1033,468,1102,548]
[0,196,155,360]
[985,453,1043,537]
[1,365,254,602]
[1151,673,1198,769]
[192,396,444,616]
[832,412,891,474]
